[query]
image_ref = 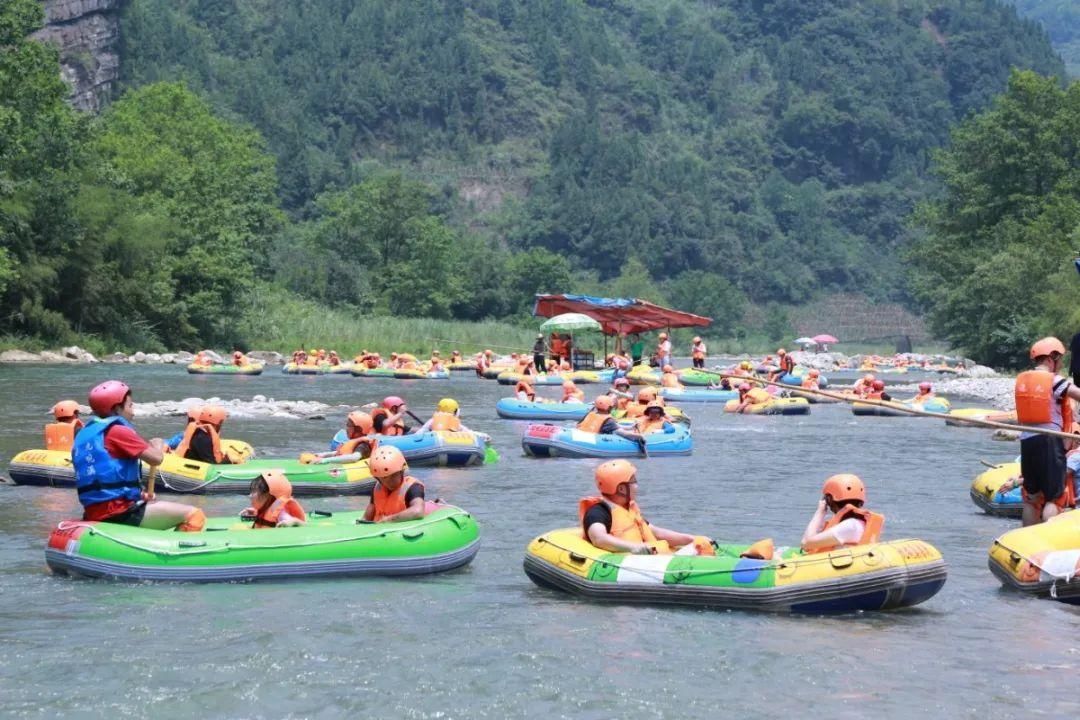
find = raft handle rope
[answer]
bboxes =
[54,509,472,557]
[534,536,917,583]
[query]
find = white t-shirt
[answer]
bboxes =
[828,518,865,546]
[659,340,672,355]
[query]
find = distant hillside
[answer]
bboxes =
[117,0,1063,311]
[1011,1,1080,75]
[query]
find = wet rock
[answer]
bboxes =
[248,350,284,365]
[131,351,147,363]
[62,345,98,362]
[106,352,127,363]
[993,429,1020,442]
[161,353,176,364]
[39,350,77,363]
[0,350,42,363]
[175,351,194,364]
[145,353,162,363]
[304,414,326,421]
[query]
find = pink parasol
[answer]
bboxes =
[812,334,838,344]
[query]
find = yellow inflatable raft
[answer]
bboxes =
[988,511,1080,603]
[723,397,810,415]
[969,462,1021,517]
[945,407,1017,427]
[524,529,947,613]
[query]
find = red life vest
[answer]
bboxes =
[780,355,795,373]
[371,477,425,521]
[336,436,377,458]
[428,411,462,432]
[370,408,405,436]
[1015,370,1073,429]
[252,496,307,528]
[577,411,609,433]
[577,497,670,553]
[809,506,885,553]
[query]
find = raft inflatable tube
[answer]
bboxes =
[8,440,255,489]
[496,398,592,421]
[723,397,810,415]
[988,511,1080,603]
[351,366,397,378]
[779,371,829,388]
[393,368,450,380]
[187,363,264,375]
[659,387,738,404]
[969,462,1022,518]
[521,424,692,458]
[150,456,373,496]
[851,398,951,416]
[626,366,661,386]
[674,369,719,386]
[481,365,515,380]
[524,530,946,614]
[447,361,477,371]
[375,430,485,467]
[945,407,1017,427]
[46,504,479,583]
[789,389,846,404]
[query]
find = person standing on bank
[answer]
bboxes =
[533,334,547,374]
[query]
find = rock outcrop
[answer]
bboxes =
[33,0,123,113]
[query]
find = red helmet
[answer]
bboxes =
[822,474,865,505]
[808,369,820,378]
[594,396,614,411]
[778,348,787,355]
[1030,337,1066,360]
[918,381,932,392]
[233,351,243,359]
[383,396,405,410]
[51,400,80,420]
[88,381,130,417]
[871,380,885,391]
[369,445,407,479]
[347,411,373,436]
[199,405,228,427]
[595,460,636,495]
[738,382,751,392]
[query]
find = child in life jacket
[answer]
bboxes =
[166,405,204,451]
[364,446,426,523]
[580,460,712,555]
[416,398,481,435]
[864,379,892,402]
[801,474,884,553]
[242,469,306,528]
[176,405,240,464]
[515,379,536,402]
[732,382,770,413]
[660,365,684,390]
[45,400,85,452]
[911,381,934,403]
[306,411,379,464]
[561,381,585,403]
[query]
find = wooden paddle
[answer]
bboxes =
[146,464,158,499]
[697,369,1080,442]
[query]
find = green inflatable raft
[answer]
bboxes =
[46,505,480,582]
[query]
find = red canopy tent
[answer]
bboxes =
[533,294,712,355]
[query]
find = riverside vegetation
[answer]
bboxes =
[0,0,1075,365]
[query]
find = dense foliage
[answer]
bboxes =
[119,0,1062,317]
[1012,1,1080,75]
[1,0,1067,351]
[910,70,1080,367]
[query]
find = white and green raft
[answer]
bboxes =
[46,504,479,582]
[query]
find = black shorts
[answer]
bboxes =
[1020,435,1066,501]
[102,500,147,527]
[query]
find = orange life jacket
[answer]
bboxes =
[1015,370,1074,429]
[336,436,377,458]
[252,496,307,529]
[577,497,670,553]
[44,419,83,452]
[636,416,667,434]
[661,373,683,389]
[780,355,795,373]
[624,403,646,419]
[371,477,424,521]
[370,408,405,436]
[233,356,245,366]
[577,411,610,433]
[175,423,224,463]
[801,378,819,390]
[551,338,565,357]
[614,396,631,411]
[812,506,885,553]
[428,411,462,432]
[515,381,535,400]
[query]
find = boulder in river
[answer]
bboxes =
[106,352,127,363]
[38,350,77,363]
[0,350,42,363]
[248,350,284,365]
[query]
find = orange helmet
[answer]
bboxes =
[186,405,204,421]
[918,381,932,392]
[347,411,373,436]
[259,469,292,500]
[644,401,665,415]
[662,365,674,373]
[485,349,493,356]
[594,396,613,411]
[809,369,820,378]
[1030,337,1066,360]
[637,387,658,403]
[562,380,577,390]
[51,400,80,420]
[369,445,407,479]
[863,373,875,383]
[595,459,637,495]
[871,380,885,391]
[822,474,865,505]
[200,405,227,427]
[778,349,786,355]
[233,350,243,358]
[659,332,668,340]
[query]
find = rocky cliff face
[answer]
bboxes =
[32,0,123,112]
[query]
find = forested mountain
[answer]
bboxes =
[1011,1,1080,75]
[0,0,1066,351]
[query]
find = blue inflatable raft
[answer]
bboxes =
[659,387,738,403]
[521,423,693,458]
[375,430,485,467]
[496,398,591,421]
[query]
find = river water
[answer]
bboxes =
[1,365,1077,719]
